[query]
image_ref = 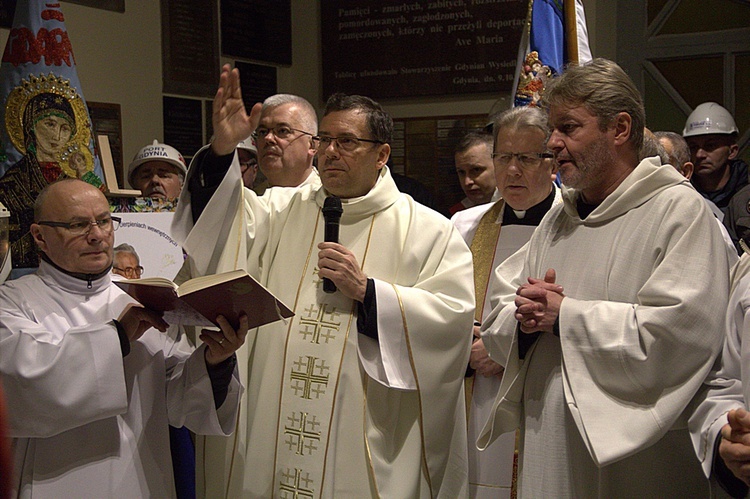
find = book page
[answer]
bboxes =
[177,269,248,296]
[118,277,178,290]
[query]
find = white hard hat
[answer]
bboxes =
[683,102,738,137]
[237,135,257,155]
[128,139,187,185]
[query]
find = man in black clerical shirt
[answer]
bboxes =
[450,105,558,496]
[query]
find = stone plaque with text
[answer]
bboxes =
[163,96,204,160]
[321,0,527,99]
[221,0,291,65]
[237,61,278,110]
[162,0,219,97]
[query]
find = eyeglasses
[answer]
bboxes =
[314,135,384,153]
[492,152,554,169]
[252,125,317,142]
[113,265,144,278]
[37,216,121,236]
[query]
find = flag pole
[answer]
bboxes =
[564,0,580,64]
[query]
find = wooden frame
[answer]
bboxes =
[87,101,124,186]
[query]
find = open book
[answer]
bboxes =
[114,269,294,329]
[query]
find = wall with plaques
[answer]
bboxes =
[0,0,615,180]
[161,0,219,97]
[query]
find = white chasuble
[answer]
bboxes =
[173,156,475,498]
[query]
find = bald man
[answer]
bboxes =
[0,179,246,497]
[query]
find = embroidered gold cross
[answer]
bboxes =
[279,468,315,499]
[299,304,341,344]
[312,267,323,287]
[284,412,321,456]
[290,356,330,400]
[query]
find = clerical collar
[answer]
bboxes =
[503,189,556,226]
[40,253,112,288]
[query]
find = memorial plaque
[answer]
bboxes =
[162,0,219,97]
[321,1,527,98]
[237,61,277,110]
[163,96,204,160]
[221,0,291,65]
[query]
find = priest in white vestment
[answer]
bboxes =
[478,59,731,497]
[451,105,560,498]
[171,65,475,498]
[1,179,245,498]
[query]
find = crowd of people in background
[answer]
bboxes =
[1,57,750,498]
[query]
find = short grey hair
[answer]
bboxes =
[113,243,140,264]
[262,94,318,135]
[640,133,670,165]
[492,106,549,148]
[654,131,691,168]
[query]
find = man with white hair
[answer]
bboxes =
[112,242,143,279]
[452,105,559,498]
[255,94,320,189]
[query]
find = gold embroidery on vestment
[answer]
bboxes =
[290,356,330,400]
[279,467,315,498]
[298,304,341,344]
[284,411,322,456]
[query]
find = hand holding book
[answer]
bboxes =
[114,269,294,330]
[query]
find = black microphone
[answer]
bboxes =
[322,196,343,293]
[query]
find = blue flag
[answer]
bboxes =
[514,0,592,107]
[530,0,566,76]
[0,0,104,271]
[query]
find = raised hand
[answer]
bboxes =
[210,64,263,156]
